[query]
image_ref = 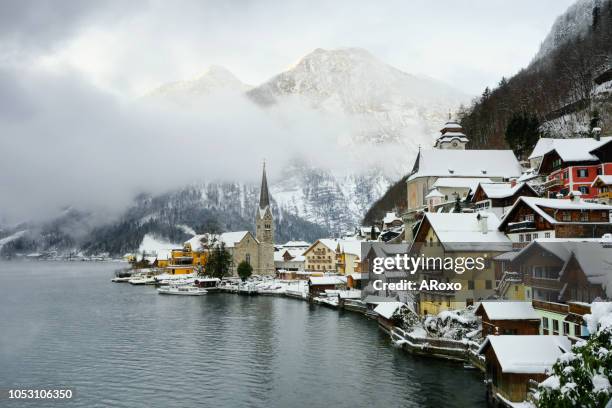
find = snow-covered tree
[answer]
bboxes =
[535,303,612,408]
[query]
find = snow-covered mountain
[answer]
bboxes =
[1,48,471,256]
[534,0,602,61]
[145,65,252,105]
[249,47,468,147]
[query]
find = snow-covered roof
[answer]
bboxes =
[219,231,251,248]
[528,137,556,159]
[536,136,612,163]
[408,150,522,181]
[500,197,612,228]
[282,240,310,248]
[338,240,362,257]
[383,212,402,224]
[478,335,571,374]
[592,175,612,187]
[433,177,492,191]
[308,276,344,286]
[425,188,444,199]
[184,234,208,251]
[420,212,512,251]
[477,301,540,320]
[476,182,535,199]
[373,302,407,319]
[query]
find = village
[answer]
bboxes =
[115,119,612,408]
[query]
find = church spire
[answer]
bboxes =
[259,161,270,210]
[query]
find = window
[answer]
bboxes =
[577,169,589,178]
[246,254,251,265]
[563,170,569,179]
[574,324,581,337]
[562,212,571,221]
[519,234,524,243]
[545,232,551,238]
[543,317,549,329]
[525,233,532,242]
[580,212,589,222]
[525,214,534,222]
[468,280,474,290]
[563,322,570,335]
[553,320,559,335]
[485,280,492,290]
[533,233,539,239]
[579,186,589,195]
[597,167,602,175]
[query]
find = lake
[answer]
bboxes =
[0,261,486,407]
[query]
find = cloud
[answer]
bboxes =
[0,65,396,223]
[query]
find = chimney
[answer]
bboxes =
[593,127,602,142]
[477,213,488,234]
[510,179,517,188]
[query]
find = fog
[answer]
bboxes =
[0,65,413,223]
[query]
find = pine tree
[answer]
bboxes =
[206,242,232,279]
[454,195,462,213]
[504,111,540,159]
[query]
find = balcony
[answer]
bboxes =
[542,177,563,189]
[507,220,535,232]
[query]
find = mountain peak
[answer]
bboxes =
[146,65,252,101]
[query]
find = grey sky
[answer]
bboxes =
[1,0,575,95]
[0,0,578,223]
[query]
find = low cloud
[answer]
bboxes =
[0,65,413,224]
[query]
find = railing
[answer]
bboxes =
[532,299,568,314]
[507,220,535,232]
[497,271,522,297]
[542,178,563,189]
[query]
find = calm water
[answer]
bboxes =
[0,261,485,407]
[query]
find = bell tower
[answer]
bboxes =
[256,162,275,274]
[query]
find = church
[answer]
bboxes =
[220,162,275,276]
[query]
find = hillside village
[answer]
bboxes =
[117,115,612,406]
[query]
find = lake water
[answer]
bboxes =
[0,261,486,407]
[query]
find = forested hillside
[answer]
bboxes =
[364,0,612,225]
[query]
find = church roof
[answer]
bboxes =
[259,162,270,210]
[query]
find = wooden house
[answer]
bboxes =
[479,335,571,403]
[475,301,540,336]
[373,302,408,333]
[471,181,539,218]
[307,276,345,299]
[497,196,612,245]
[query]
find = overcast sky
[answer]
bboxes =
[1,0,574,96]
[0,0,577,223]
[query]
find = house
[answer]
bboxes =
[533,300,591,338]
[471,181,539,218]
[432,177,493,205]
[411,212,512,315]
[497,196,612,245]
[336,240,362,275]
[478,335,571,403]
[165,238,209,275]
[474,301,540,336]
[303,239,363,274]
[274,248,305,272]
[373,302,408,332]
[527,137,555,171]
[537,136,612,200]
[382,212,404,229]
[307,276,345,298]
[303,239,338,272]
[281,240,310,251]
[591,175,612,205]
[404,120,523,240]
[499,240,612,304]
[347,273,367,290]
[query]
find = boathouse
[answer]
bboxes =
[475,301,540,336]
[478,335,571,403]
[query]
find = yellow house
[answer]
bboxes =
[304,239,338,272]
[336,240,362,275]
[412,212,513,315]
[163,237,209,275]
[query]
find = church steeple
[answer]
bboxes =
[259,161,270,210]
